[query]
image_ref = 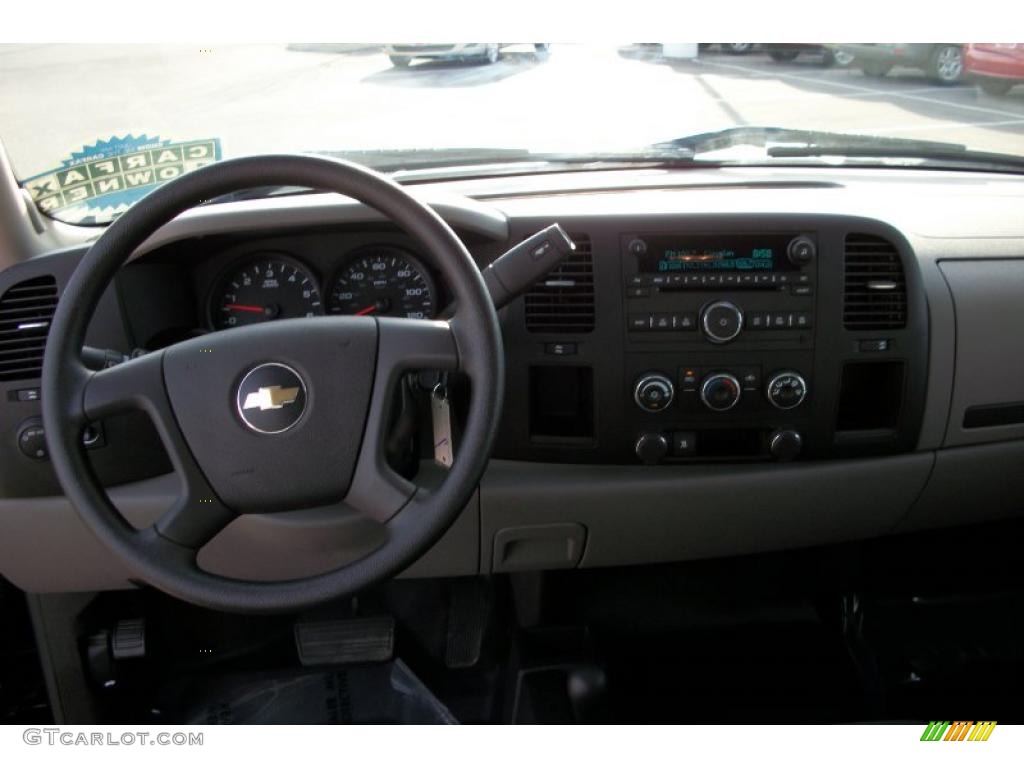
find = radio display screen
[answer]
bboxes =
[636,235,796,273]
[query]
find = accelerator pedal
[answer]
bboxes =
[445,580,490,669]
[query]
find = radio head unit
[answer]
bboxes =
[629,233,816,275]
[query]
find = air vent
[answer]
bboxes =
[843,234,906,330]
[524,234,594,333]
[0,275,58,382]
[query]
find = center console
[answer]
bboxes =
[622,231,817,463]
[495,215,928,467]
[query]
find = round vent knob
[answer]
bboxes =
[634,373,675,413]
[700,373,742,412]
[766,371,808,410]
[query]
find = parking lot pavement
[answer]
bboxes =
[684,51,1024,151]
[1,44,1022,179]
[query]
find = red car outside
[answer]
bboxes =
[965,44,1024,95]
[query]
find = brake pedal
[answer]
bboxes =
[294,617,395,666]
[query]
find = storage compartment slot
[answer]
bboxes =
[835,361,904,433]
[529,366,594,440]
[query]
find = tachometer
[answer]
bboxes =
[328,246,437,319]
[210,254,322,330]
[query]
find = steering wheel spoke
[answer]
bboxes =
[147,486,236,550]
[343,317,459,523]
[84,351,238,549]
[83,350,168,420]
[376,316,461,374]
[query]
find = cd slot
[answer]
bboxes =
[659,284,785,293]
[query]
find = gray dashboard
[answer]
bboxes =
[1,166,1023,593]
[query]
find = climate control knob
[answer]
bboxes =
[700,373,742,412]
[634,373,675,413]
[701,301,744,344]
[769,429,803,461]
[635,432,669,465]
[766,371,808,410]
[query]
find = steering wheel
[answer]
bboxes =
[41,155,504,613]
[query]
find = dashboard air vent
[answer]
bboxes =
[0,275,58,382]
[843,234,906,330]
[525,234,594,333]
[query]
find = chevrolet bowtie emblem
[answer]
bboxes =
[242,385,300,411]
[236,363,307,434]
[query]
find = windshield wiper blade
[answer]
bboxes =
[387,150,706,181]
[317,147,539,173]
[767,142,1024,168]
[654,126,965,155]
[654,126,1024,169]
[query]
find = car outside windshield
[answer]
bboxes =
[1,43,1022,225]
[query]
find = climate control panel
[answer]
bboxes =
[626,354,813,463]
[634,368,810,415]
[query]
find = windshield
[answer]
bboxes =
[2,43,1023,224]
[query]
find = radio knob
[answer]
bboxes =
[635,432,669,465]
[787,236,816,266]
[700,373,742,412]
[634,373,675,413]
[769,429,803,461]
[701,301,743,344]
[628,238,648,256]
[766,371,808,410]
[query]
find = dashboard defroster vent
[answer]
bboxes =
[843,234,906,330]
[525,234,594,333]
[0,275,58,382]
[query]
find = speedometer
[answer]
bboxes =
[328,247,437,319]
[210,254,322,330]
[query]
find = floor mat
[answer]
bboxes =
[596,619,863,724]
[168,660,456,724]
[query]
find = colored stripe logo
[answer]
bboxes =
[920,721,997,741]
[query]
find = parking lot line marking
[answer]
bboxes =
[698,88,906,108]
[697,59,1024,121]
[891,86,976,95]
[696,87,967,111]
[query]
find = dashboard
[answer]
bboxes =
[1,166,1024,591]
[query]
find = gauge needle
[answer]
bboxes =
[223,303,265,314]
[354,305,377,316]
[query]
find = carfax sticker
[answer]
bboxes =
[22,134,222,223]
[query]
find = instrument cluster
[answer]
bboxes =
[208,244,438,330]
